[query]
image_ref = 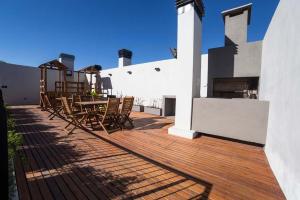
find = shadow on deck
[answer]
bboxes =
[11,105,285,200]
[12,106,212,200]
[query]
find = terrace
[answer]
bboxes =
[1,0,299,199]
[11,105,284,199]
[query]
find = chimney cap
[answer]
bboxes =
[176,0,205,18]
[221,3,252,25]
[59,53,75,60]
[118,49,132,59]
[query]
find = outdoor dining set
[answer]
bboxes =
[37,59,135,135]
[40,93,134,135]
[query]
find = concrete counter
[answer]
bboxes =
[192,98,269,144]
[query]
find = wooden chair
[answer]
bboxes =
[71,94,83,112]
[119,96,134,129]
[98,98,121,134]
[61,97,88,135]
[91,95,106,114]
[42,93,63,120]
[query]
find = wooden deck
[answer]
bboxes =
[11,105,285,200]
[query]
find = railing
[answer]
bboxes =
[55,81,85,95]
[0,89,8,199]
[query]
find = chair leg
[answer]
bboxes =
[48,110,56,119]
[65,116,84,135]
[99,121,110,134]
[119,116,125,130]
[127,116,134,128]
[121,115,134,129]
[65,120,73,129]
[49,107,63,120]
[113,115,121,129]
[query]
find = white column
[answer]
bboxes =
[168,2,203,139]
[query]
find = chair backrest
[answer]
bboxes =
[61,97,73,116]
[71,94,82,111]
[120,96,134,115]
[92,95,102,101]
[48,91,57,103]
[71,94,81,104]
[104,98,120,117]
[81,95,93,101]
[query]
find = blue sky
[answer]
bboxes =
[0,0,279,70]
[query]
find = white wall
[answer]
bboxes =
[101,54,208,107]
[0,61,84,105]
[0,62,40,105]
[101,59,177,107]
[259,0,300,199]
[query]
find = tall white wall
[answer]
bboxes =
[101,54,208,107]
[259,0,300,199]
[0,62,83,105]
[0,62,40,105]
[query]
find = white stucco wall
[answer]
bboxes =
[101,59,177,107]
[259,0,300,199]
[0,62,40,105]
[101,54,208,107]
[0,62,83,105]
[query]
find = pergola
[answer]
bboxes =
[39,59,89,101]
[39,59,67,95]
[78,65,102,94]
[39,60,102,106]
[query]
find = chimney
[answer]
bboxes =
[58,53,75,80]
[118,49,132,67]
[168,0,204,139]
[222,3,252,46]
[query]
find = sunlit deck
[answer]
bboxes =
[11,105,285,200]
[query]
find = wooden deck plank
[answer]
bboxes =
[14,154,31,200]
[25,128,87,200]
[19,146,50,200]
[11,105,285,200]
[31,126,107,200]
[101,131,282,200]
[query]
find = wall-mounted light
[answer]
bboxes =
[108,73,112,76]
[127,71,132,75]
[154,67,161,72]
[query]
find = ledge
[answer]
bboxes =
[168,126,198,139]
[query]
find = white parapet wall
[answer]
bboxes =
[0,62,40,105]
[101,54,208,107]
[0,61,85,105]
[192,98,269,144]
[259,0,300,199]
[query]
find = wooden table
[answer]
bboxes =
[75,101,107,106]
[55,97,73,101]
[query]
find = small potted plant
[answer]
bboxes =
[91,90,97,97]
[144,98,162,116]
[132,97,144,112]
